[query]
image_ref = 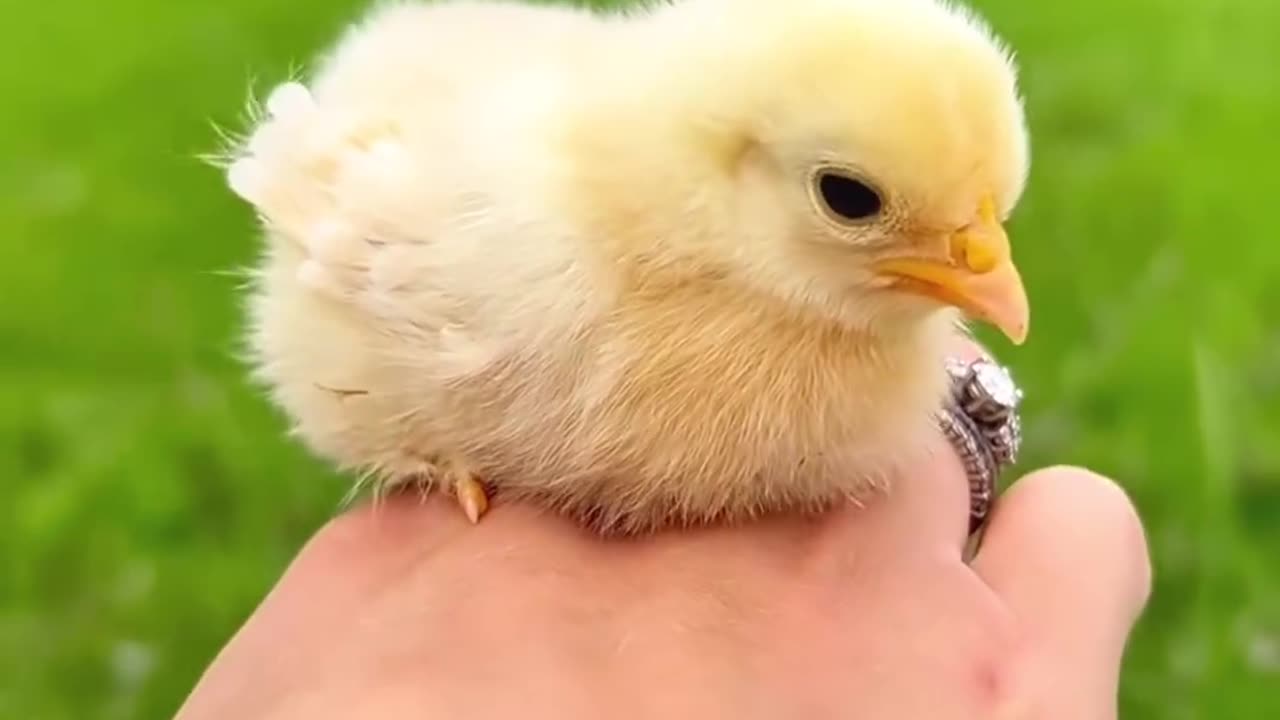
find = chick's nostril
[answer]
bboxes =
[948,232,971,267]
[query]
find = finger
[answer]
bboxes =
[971,466,1152,717]
[840,331,994,555]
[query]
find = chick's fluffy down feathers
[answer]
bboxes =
[228,0,1029,533]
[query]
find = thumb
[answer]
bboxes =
[971,466,1152,719]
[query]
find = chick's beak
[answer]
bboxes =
[874,196,1030,344]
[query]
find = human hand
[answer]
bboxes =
[177,361,1150,720]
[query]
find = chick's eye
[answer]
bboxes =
[815,171,883,223]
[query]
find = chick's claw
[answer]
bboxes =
[452,471,491,524]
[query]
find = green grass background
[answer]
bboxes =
[2,0,1277,717]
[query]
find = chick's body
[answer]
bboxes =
[230,0,1031,533]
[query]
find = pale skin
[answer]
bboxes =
[177,348,1152,720]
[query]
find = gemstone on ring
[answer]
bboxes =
[973,360,1022,411]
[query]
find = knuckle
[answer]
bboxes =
[964,609,1034,718]
[942,578,1036,718]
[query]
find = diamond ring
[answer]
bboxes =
[938,357,1024,534]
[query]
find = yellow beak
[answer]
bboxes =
[873,196,1030,344]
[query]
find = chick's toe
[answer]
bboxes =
[436,457,490,525]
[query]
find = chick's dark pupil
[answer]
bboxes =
[819,173,882,221]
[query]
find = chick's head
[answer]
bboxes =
[619,0,1032,343]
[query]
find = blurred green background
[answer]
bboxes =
[2,0,1277,717]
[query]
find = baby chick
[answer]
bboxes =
[226,0,1031,534]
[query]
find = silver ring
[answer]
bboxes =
[938,357,1024,534]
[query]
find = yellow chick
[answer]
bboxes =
[225,0,1031,534]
